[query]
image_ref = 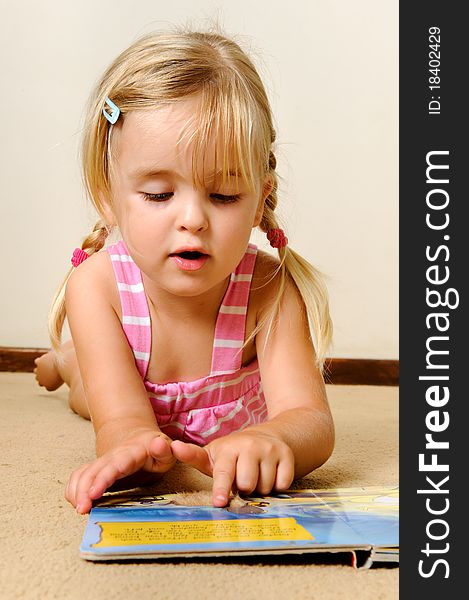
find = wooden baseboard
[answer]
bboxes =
[324,358,398,386]
[0,347,48,373]
[0,346,398,386]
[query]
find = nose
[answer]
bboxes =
[176,192,209,233]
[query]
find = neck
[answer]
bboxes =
[141,275,230,321]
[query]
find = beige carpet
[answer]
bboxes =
[0,373,398,600]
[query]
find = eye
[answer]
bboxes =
[142,192,173,202]
[210,193,241,204]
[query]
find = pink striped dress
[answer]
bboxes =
[108,241,267,445]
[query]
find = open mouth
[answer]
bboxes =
[173,251,205,260]
[170,250,209,271]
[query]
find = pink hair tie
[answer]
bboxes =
[71,248,89,268]
[267,228,288,249]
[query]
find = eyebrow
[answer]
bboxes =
[129,167,242,181]
[129,168,174,180]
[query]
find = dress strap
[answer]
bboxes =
[210,243,258,376]
[107,241,151,378]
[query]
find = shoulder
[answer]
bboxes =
[251,249,279,297]
[65,249,119,313]
[251,249,304,321]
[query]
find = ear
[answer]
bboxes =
[98,190,117,227]
[253,175,273,228]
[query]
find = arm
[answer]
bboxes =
[172,261,334,505]
[249,274,335,476]
[63,253,175,512]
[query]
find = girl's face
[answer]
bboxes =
[108,96,269,299]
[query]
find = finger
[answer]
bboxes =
[65,462,92,507]
[85,445,148,501]
[68,458,119,512]
[72,468,97,514]
[148,436,171,456]
[73,461,109,513]
[147,436,175,470]
[72,446,146,513]
[171,441,212,476]
[212,456,237,507]
[256,460,278,496]
[234,453,259,495]
[274,456,295,491]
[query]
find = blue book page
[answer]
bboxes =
[80,486,399,558]
[295,485,399,547]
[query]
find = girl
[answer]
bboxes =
[35,29,334,514]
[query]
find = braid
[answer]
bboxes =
[81,220,109,255]
[48,220,110,355]
[259,150,280,234]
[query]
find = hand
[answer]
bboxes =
[171,430,294,507]
[66,431,175,514]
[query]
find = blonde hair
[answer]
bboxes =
[49,28,332,368]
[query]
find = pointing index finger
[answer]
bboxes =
[212,456,237,507]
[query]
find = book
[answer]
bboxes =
[80,484,399,569]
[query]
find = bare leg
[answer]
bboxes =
[34,341,90,420]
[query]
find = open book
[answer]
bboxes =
[80,485,399,569]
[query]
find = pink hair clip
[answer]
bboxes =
[71,248,89,268]
[267,228,288,249]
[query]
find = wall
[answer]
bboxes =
[0,0,398,358]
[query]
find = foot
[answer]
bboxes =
[34,351,64,391]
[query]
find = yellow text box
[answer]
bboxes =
[93,517,314,547]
